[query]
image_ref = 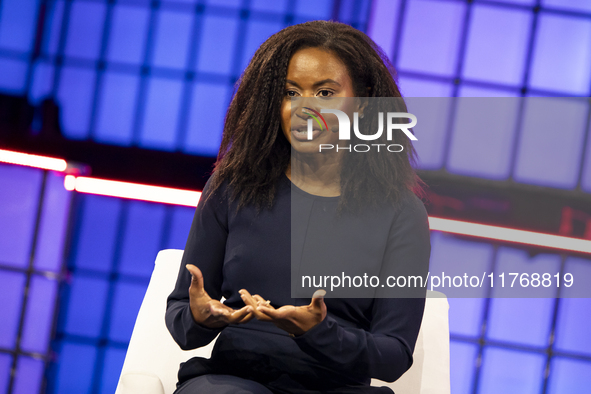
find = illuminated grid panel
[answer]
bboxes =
[367,0,591,192]
[0,164,72,394]
[0,0,371,156]
[48,195,195,393]
[430,231,591,394]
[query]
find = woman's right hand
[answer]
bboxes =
[186,264,253,328]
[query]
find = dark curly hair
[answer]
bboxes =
[208,20,423,212]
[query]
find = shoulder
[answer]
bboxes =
[200,173,233,208]
[398,189,429,220]
[390,189,430,237]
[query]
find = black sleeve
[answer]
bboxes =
[165,176,229,350]
[293,194,431,382]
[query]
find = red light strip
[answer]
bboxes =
[0,148,67,172]
[429,217,591,254]
[64,175,201,207]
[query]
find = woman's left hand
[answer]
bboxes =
[239,289,327,336]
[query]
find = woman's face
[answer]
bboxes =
[280,47,358,154]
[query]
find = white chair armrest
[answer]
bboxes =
[115,372,165,394]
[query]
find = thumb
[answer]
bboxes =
[186,264,205,295]
[310,289,326,311]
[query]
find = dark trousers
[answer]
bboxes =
[174,374,395,394]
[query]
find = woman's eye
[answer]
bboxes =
[317,90,333,97]
[286,90,298,97]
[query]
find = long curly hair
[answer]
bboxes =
[208,20,423,212]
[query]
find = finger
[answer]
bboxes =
[240,291,274,321]
[227,305,253,324]
[253,295,271,308]
[186,264,205,294]
[253,294,267,304]
[238,289,258,308]
[257,304,284,319]
[235,313,253,324]
[310,289,326,310]
[235,308,255,324]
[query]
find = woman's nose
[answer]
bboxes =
[291,96,318,118]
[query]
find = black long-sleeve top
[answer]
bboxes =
[165,173,431,393]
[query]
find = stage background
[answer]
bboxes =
[0,0,590,393]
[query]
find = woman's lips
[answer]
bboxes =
[291,127,322,141]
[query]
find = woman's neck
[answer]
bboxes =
[286,153,342,197]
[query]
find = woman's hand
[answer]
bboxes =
[186,264,253,328]
[240,289,327,336]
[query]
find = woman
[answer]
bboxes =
[165,20,430,393]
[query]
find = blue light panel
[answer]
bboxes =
[34,172,72,272]
[56,66,96,139]
[0,57,28,94]
[447,98,518,180]
[486,298,554,348]
[398,0,466,76]
[581,121,591,193]
[447,298,485,338]
[52,342,97,393]
[206,0,241,7]
[20,275,58,354]
[404,96,453,170]
[0,0,39,53]
[162,0,199,3]
[462,5,531,86]
[399,78,453,98]
[449,342,477,394]
[366,0,400,61]
[72,195,122,273]
[185,82,230,156]
[63,1,106,60]
[95,72,139,145]
[151,10,193,70]
[514,97,587,188]
[164,206,196,250]
[429,232,491,336]
[554,257,591,356]
[458,86,518,97]
[478,347,546,394]
[0,353,11,393]
[547,357,591,394]
[108,281,148,343]
[139,77,183,150]
[529,13,591,95]
[0,164,42,268]
[196,13,239,76]
[63,274,109,338]
[118,201,165,278]
[99,347,126,394]
[106,5,149,65]
[239,20,284,73]
[495,0,535,4]
[0,271,26,349]
[29,61,55,104]
[295,0,334,19]
[542,0,591,12]
[42,0,65,57]
[251,0,288,13]
[13,356,43,394]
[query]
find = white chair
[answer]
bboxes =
[115,249,450,394]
